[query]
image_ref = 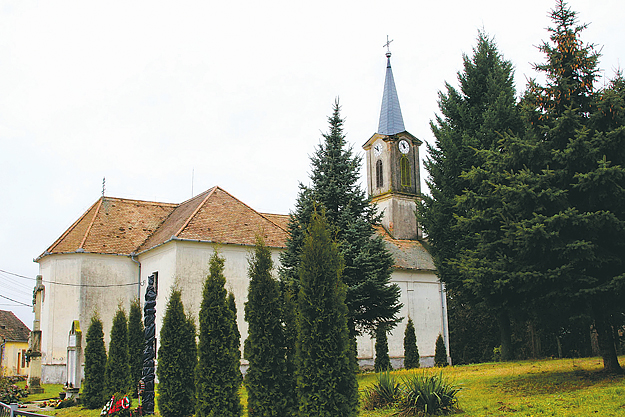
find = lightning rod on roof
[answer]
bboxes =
[102,177,106,197]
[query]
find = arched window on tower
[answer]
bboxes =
[376,160,384,188]
[400,156,411,187]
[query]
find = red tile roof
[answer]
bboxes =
[0,310,30,342]
[39,187,290,260]
[39,187,433,272]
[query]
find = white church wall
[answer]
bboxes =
[38,253,139,383]
[356,268,449,369]
[139,240,283,361]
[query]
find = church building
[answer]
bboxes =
[34,50,449,384]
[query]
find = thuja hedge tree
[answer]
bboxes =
[434,334,448,367]
[82,315,107,409]
[158,289,197,417]
[244,236,295,417]
[196,251,242,417]
[127,298,143,397]
[105,306,131,397]
[280,100,401,339]
[417,31,524,362]
[296,210,358,417]
[374,324,391,372]
[403,317,419,369]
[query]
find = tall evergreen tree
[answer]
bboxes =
[374,323,391,372]
[506,0,624,373]
[195,251,242,417]
[244,236,295,417]
[280,100,401,337]
[403,317,420,369]
[417,31,523,360]
[296,210,358,417]
[127,298,144,397]
[82,315,107,409]
[227,291,243,389]
[105,306,131,397]
[157,289,197,417]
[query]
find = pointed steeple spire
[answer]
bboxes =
[378,39,405,135]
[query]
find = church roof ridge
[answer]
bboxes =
[377,51,406,136]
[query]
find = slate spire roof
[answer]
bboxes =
[377,51,406,136]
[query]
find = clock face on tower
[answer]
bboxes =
[373,143,383,156]
[398,139,410,154]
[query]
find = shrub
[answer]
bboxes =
[105,307,131,397]
[397,371,461,416]
[434,334,448,367]
[362,370,401,410]
[375,323,392,372]
[403,317,420,369]
[493,346,502,362]
[83,315,108,408]
[0,377,28,403]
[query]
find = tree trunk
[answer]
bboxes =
[592,301,623,374]
[497,310,513,361]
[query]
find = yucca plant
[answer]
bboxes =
[396,371,461,416]
[362,370,402,410]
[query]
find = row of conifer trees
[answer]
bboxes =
[82,299,144,409]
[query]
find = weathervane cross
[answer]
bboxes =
[383,35,393,54]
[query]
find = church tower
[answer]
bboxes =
[363,45,422,240]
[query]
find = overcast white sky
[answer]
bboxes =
[1,0,623,326]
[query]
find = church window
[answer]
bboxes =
[376,160,384,188]
[401,156,411,187]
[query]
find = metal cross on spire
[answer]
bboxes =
[383,35,393,58]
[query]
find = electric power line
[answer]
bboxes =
[0,293,32,308]
[0,268,142,288]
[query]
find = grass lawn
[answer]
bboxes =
[23,356,624,416]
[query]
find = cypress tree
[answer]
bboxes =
[157,289,197,417]
[195,251,242,417]
[127,298,144,397]
[105,306,131,397]
[403,317,420,369]
[434,334,448,367]
[296,209,358,417]
[82,315,107,409]
[244,236,294,417]
[374,323,391,372]
[280,100,401,338]
[227,291,243,389]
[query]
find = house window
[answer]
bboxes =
[376,160,384,188]
[401,156,411,187]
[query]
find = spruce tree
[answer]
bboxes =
[418,31,523,361]
[296,209,358,417]
[157,289,197,417]
[374,323,391,372]
[105,306,131,397]
[280,100,401,337]
[403,317,420,369]
[434,334,448,367]
[244,236,294,417]
[82,315,107,409]
[195,251,242,417]
[507,0,624,373]
[127,298,144,397]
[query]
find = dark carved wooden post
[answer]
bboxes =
[141,272,157,415]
